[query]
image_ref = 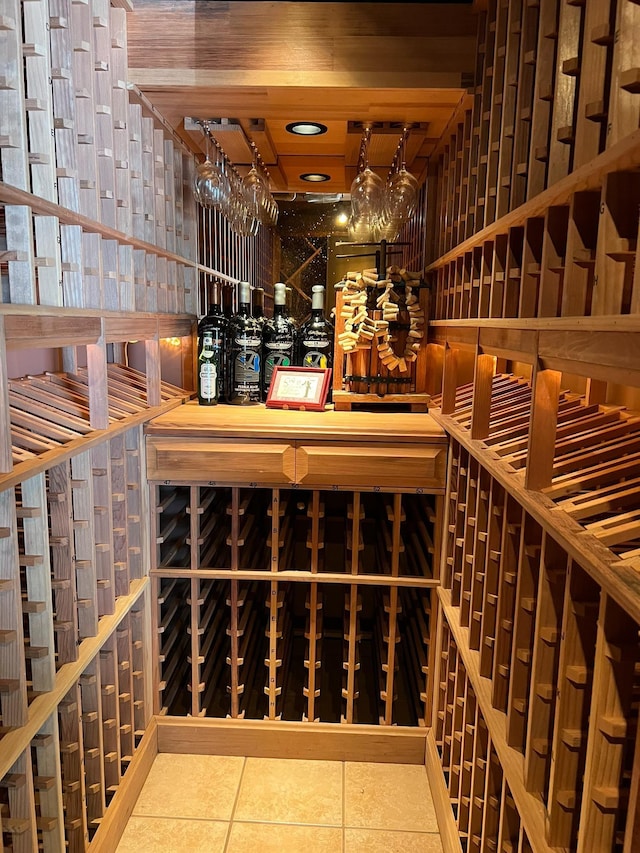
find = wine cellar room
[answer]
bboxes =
[0,0,639,851]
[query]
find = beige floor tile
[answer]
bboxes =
[132,753,244,820]
[344,762,438,832]
[227,821,343,853]
[234,757,343,825]
[115,816,228,853]
[345,827,443,852]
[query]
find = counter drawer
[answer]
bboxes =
[295,444,447,492]
[147,437,296,485]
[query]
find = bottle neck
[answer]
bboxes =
[311,307,324,320]
[274,303,287,318]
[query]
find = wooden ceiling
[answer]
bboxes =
[126,1,478,193]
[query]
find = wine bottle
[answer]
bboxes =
[297,284,334,369]
[229,281,262,404]
[262,282,296,399]
[252,286,266,327]
[197,284,227,405]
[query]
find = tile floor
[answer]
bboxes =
[116,753,444,853]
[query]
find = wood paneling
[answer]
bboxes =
[126,1,476,190]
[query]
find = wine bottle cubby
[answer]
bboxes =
[153,572,436,728]
[153,485,439,580]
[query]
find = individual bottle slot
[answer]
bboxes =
[58,684,87,847]
[156,578,190,716]
[155,485,190,570]
[115,618,135,769]
[546,563,600,848]
[199,582,231,718]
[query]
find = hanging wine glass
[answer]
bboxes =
[242,163,268,224]
[201,141,230,210]
[349,127,385,240]
[350,166,385,223]
[193,125,217,206]
[384,131,419,226]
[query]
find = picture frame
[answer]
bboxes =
[265,366,332,412]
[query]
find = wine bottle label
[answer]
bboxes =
[303,350,329,369]
[302,339,329,349]
[235,335,261,348]
[233,349,261,388]
[265,342,294,351]
[199,362,217,399]
[264,347,293,386]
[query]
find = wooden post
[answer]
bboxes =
[524,364,561,491]
[0,318,13,473]
[441,344,459,415]
[470,352,496,440]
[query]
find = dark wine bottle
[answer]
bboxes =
[262,282,296,399]
[297,284,333,369]
[229,281,262,405]
[197,284,227,405]
[252,286,266,328]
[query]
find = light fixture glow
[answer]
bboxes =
[336,212,349,225]
[300,173,331,182]
[286,122,328,136]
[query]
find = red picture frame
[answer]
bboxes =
[265,366,332,411]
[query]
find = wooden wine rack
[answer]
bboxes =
[433,436,640,853]
[430,0,640,259]
[424,0,640,850]
[145,405,447,728]
[151,486,440,726]
[0,0,275,848]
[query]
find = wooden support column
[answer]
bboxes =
[425,342,445,398]
[145,337,161,408]
[87,331,109,431]
[189,487,200,717]
[524,363,561,491]
[471,353,496,441]
[0,318,12,473]
[585,378,608,406]
[441,344,459,415]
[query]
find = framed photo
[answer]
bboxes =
[265,366,332,411]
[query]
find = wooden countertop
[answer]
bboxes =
[145,401,447,444]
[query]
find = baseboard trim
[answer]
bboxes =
[425,729,463,853]
[89,717,158,852]
[156,716,428,765]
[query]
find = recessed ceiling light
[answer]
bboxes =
[300,173,331,182]
[286,122,328,136]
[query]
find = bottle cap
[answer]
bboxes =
[239,281,251,305]
[311,285,325,310]
[274,282,286,305]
